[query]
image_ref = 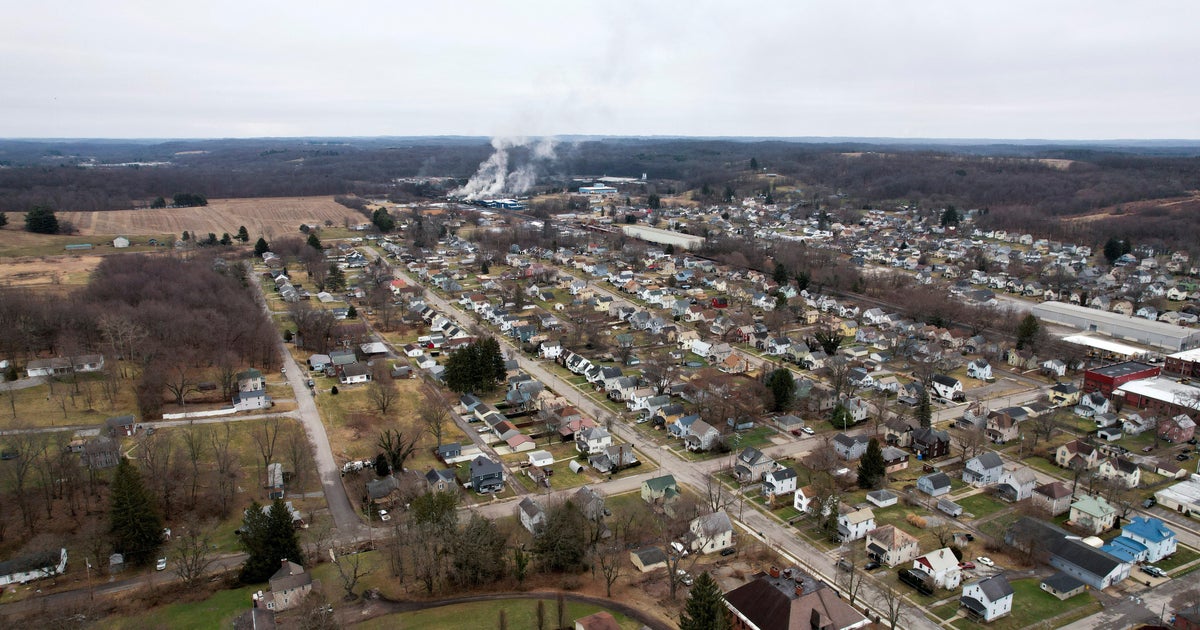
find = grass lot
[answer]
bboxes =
[976,511,1021,541]
[1023,456,1066,479]
[98,585,260,630]
[931,600,961,620]
[1158,544,1200,572]
[955,493,1008,520]
[0,372,139,430]
[358,598,643,630]
[0,227,175,258]
[727,425,779,449]
[949,578,1100,630]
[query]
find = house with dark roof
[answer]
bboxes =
[911,427,950,459]
[963,452,1004,486]
[629,546,667,572]
[1005,517,1131,589]
[763,467,798,499]
[865,525,919,566]
[723,569,870,630]
[469,455,505,494]
[734,446,775,482]
[1040,573,1086,600]
[252,559,313,612]
[960,575,1014,622]
[105,415,137,437]
[833,433,870,460]
[0,548,68,587]
[518,497,546,533]
[424,468,458,493]
[917,472,952,497]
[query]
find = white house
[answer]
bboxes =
[575,426,613,454]
[527,450,554,468]
[865,525,919,567]
[112,236,130,248]
[1116,517,1177,563]
[837,507,876,542]
[967,359,993,381]
[930,374,964,401]
[762,467,797,498]
[913,547,962,590]
[0,548,68,587]
[518,497,546,533]
[794,485,819,514]
[233,389,272,411]
[960,575,1014,622]
[688,511,734,554]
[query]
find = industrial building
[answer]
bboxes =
[1083,361,1161,397]
[1032,301,1200,352]
[620,224,706,251]
[1166,348,1200,378]
[577,184,618,196]
[1115,377,1200,420]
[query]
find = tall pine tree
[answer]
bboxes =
[239,499,305,583]
[917,390,933,429]
[110,457,164,567]
[857,438,885,489]
[680,571,729,630]
[253,237,270,256]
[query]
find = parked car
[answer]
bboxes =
[1189,438,1198,445]
[1141,565,1166,578]
[801,426,815,435]
[837,558,853,572]
[671,541,689,556]
[156,558,167,571]
[1143,497,1157,508]
[1177,454,1190,462]
[378,510,391,522]
[976,557,995,567]
[720,547,736,556]
[864,561,881,571]
[959,561,976,570]
[1142,446,1155,453]
[676,570,694,586]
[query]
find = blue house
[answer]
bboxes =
[668,414,699,438]
[1104,517,1177,563]
[469,456,505,494]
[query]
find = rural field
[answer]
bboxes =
[57,195,366,240]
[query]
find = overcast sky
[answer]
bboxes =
[2,1,1197,139]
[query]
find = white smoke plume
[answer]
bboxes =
[453,136,557,200]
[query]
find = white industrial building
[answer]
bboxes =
[1033,301,1200,352]
[620,224,706,251]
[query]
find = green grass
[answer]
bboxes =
[1157,544,1200,573]
[728,425,778,449]
[357,598,643,630]
[98,585,260,630]
[1024,456,1066,479]
[947,578,1099,630]
[955,493,1008,520]
[932,601,962,620]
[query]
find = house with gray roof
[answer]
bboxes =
[960,575,1014,622]
[962,452,1004,487]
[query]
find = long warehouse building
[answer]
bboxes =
[1032,301,1200,352]
[620,224,706,251]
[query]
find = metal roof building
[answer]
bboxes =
[1032,301,1200,351]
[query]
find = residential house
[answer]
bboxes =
[253,560,312,612]
[1159,414,1197,443]
[733,447,776,482]
[833,433,871,460]
[794,485,819,514]
[1043,359,1069,379]
[1074,391,1110,417]
[233,388,272,411]
[1032,482,1074,516]
[82,436,120,470]
[1040,573,1087,601]
[931,374,964,401]
[574,612,622,630]
[912,547,962,590]
[469,456,505,494]
[866,489,899,508]
[960,575,1014,622]
[641,475,679,511]
[688,511,734,554]
[1070,495,1118,534]
[236,368,266,392]
[424,468,458,493]
[865,525,920,567]
[105,415,136,437]
[967,360,993,381]
[589,444,638,473]
[629,547,668,573]
[884,417,916,447]
[338,362,371,385]
[0,548,68,587]
[576,426,613,455]
[837,507,876,542]
[962,452,1005,487]
[1098,457,1141,489]
[723,570,870,630]
[683,420,721,452]
[1117,516,1177,563]
[911,427,951,460]
[1006,518,1130,590]
[881,446,910,474]
[996,465,1038,502]
[918,472,952,497]
[762,467,798,499]
[1055,440,1101,470]
[518,497,547,533]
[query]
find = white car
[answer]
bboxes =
[801,427,815,435]
[378,510,391,522]
[676,570,694,586]
[156,558,167,571]
[976,556,994,567]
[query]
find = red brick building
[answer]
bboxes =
[1083,361,1161,397]
[1165,349,1200,379]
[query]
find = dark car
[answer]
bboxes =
[863,561,881,571]
[837,558,853,572]
[720,547,736,557]
[1190,438,1198,445]
[1143,497,1157,508]
[1177,454,1190,461]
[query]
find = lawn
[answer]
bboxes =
[727,425,779,449]
[98,585,260,630]
[955,493,1008,520]
[931,600,961,620]
[1023,456,1066,479]
[949,578,1099,630]
[1,370,141,430]
[360,597,650,629]
[1158,544,1200,573]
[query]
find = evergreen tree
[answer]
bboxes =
[236,225,250,242]
[0,211,7,227]
[940,206,960,227]
[917,390,932,429]
[220,233,232,246]
[374,453,391,477]
[372,207,396,232]
[480,260,490,274]
[680,572,729,630]
[326,263,346,291]
[794,271,810,291]
[857,438,885,489]
[766,368,795,412]
[773,262,789,285]
[307,232,322,250]
[445,337,506,394]
[110,457,164,567]
[1103,236,1131,264]
[723,185,735,203]
[150,196,167,209]
[239,499,305,584]
[254,237,270,256]
[749,157,759,171]
[647,194,661,210]
[764,190,774,205]
[532,500,587,573]
[182,231,190,242]
[24,206,59,234]
[1015,314,1040,350]
[346,305,358,319]
[831,404,852,430]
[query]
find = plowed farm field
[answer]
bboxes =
[58,196,365,240]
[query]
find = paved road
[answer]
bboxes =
[251,267,368,541]
[0,376,46,392]
[390,263,942,630]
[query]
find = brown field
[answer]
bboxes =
[1062,191,1200,223]
[0,254,102,289]
[1036,158,1076,170]
[58,195,366,240]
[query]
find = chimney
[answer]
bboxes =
[281,558,289,570]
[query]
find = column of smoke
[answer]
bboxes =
[453,136,557,200]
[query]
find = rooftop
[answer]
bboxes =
[1115,377,1200,409]
[1089,361,1158,379]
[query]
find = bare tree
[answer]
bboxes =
[251,416,282,487]
[930,521,956,549]
[835,555,867,607]
[139,430,182,520]
[331,548,375,601]
[210,424,239,518]
[825,356,854,400]
[181,422,208,510]
[704,471,736,514]
[170,524,216,587]
[378,429,419,473]
[286,426,315,494]
[418,383,451,448]
[957,424,988,459]
[367,365,399,415]
[875,581,907,629]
